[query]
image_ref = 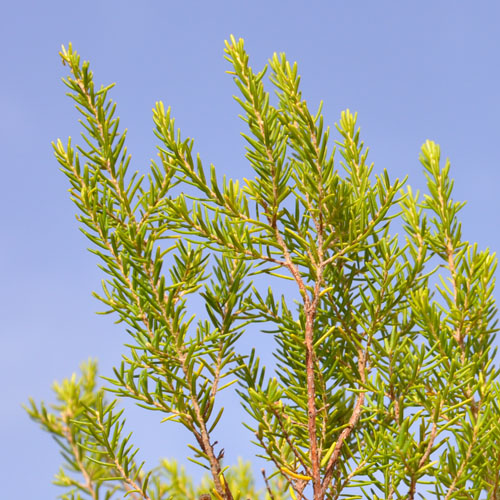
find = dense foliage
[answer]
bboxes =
[27,37,500,499]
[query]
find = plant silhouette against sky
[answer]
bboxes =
[27,36,500,500]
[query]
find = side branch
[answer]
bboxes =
[322,350,367,494]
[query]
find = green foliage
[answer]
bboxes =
[26,361,284,499]
[27,36,500,500]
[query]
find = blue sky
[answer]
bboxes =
[2,1,500,498]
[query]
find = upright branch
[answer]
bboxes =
[53,44,246,500]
